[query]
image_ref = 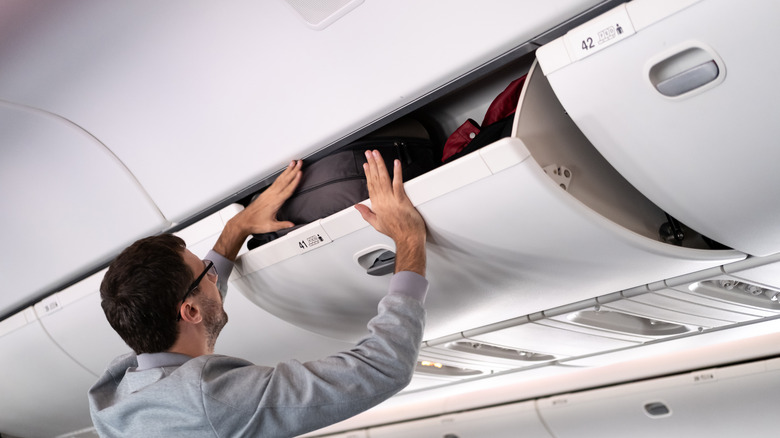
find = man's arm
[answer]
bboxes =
[212,160,303,261]
[354,150,427,276]
[202,150,428,436]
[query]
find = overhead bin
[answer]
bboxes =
[233,60,744,343]
[34,269,131,376]
[536,0,780,256]
[172,206,359,365]
[0,306,96,437]
[0,101,168,318]
[368,401,552,438]
[537,357,780,438]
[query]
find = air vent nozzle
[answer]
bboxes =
[692,280,780,311]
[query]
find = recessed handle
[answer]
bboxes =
[655,60,719,97]
[648,44,725,98]
[367,250,395,276]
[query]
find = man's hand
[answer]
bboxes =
[355,150,426,276]
[214,160,302,260]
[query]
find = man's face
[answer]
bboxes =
[182,249,228,352]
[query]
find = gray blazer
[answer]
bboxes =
[88,270,428,438]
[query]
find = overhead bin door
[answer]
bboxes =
[368,401,552,438]
[234,61,743,343]
[536,0,780,256]
[34,269,131,376]
[537,358,780,438]
[0,307,97,437]
[173,206,358,365]
[0,102,167,318]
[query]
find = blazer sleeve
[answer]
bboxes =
[201,272,428,438]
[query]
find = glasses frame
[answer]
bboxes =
[176,260,216,321]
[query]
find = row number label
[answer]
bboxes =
[566,5,635,61]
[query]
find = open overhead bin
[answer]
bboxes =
[174,206,359,365]
[536,0,780,256]
[232,60,744,343]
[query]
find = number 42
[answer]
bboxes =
[581,37,594,51]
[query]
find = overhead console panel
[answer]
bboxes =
[536,0,780,256]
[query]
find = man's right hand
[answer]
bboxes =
[354,150,426,276]
[214,159,303,261]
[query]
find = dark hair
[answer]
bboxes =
[100,234,193,354]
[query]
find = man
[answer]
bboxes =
[88,150,428,437]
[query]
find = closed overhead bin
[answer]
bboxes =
[368,401,552,438]
[0,306,97,437]
[34,269,131,377]
[536,0,780,256]
[233,59,744,344]
[0,101,168,318]
[537,358,780,438]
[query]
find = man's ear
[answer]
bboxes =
[179,300,203,324]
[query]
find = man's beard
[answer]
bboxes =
[202,297,228,353]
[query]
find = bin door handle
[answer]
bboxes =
[367,250,395,276]
[648,44,725,98]
[655,60,719,97]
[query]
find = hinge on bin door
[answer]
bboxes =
[543,164,572,191]
[659,213,685,245]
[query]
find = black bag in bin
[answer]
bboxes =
[246,119,440,250]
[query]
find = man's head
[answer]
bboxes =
[100,234,227,354]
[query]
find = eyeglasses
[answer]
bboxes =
[177,260,217,321]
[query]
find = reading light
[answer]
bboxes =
[414,361,482,377]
